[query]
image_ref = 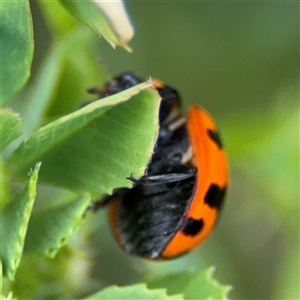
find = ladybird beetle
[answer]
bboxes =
[89,72,229,260]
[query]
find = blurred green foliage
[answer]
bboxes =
[1,1,299,299]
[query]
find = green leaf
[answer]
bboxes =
[147,267,232,300]
[24,193,90,258]
[0,158,10,208]
[1,292,15,300]
[11,246,88,299]
[84,283,183,300]
[0,109,22,152]
[19,45,63,138]
[21,30,107,137]
[0,162,41,280]
[0,0,34,105]
[38,0,78,38]
[8,83,160,194]
[43,30,109,121]
[59,0,134,51]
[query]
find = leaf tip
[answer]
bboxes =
[27,162,42,177]
[93,0,134,51]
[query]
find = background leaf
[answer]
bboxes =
[20,29,107,138]
[0,292,15,300]
[24,193,90,257]
[0,162,40,280]
[148,267,232,300]
[38,0,78,38]
[0,0,34,105]
[0,157,10,208]
[0,109,22,152]
[10,246,92,299]
[8,83,160,194]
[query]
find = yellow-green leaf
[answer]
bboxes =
[0,162,41,280]
[84,284,183,300]
[9,83,160,195]
[0,0,34,105]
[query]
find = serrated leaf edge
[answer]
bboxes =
[85,283,184,299]
[9,82,153,172]
[41,194,90,258]
[3,162,41,280]
[206,266,233,299]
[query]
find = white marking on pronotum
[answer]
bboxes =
[181,146,193,164]
[168,116,186,132]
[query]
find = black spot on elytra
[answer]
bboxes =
[207,129,223,149]
[204,184,227,210]
[181,217,204,236]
